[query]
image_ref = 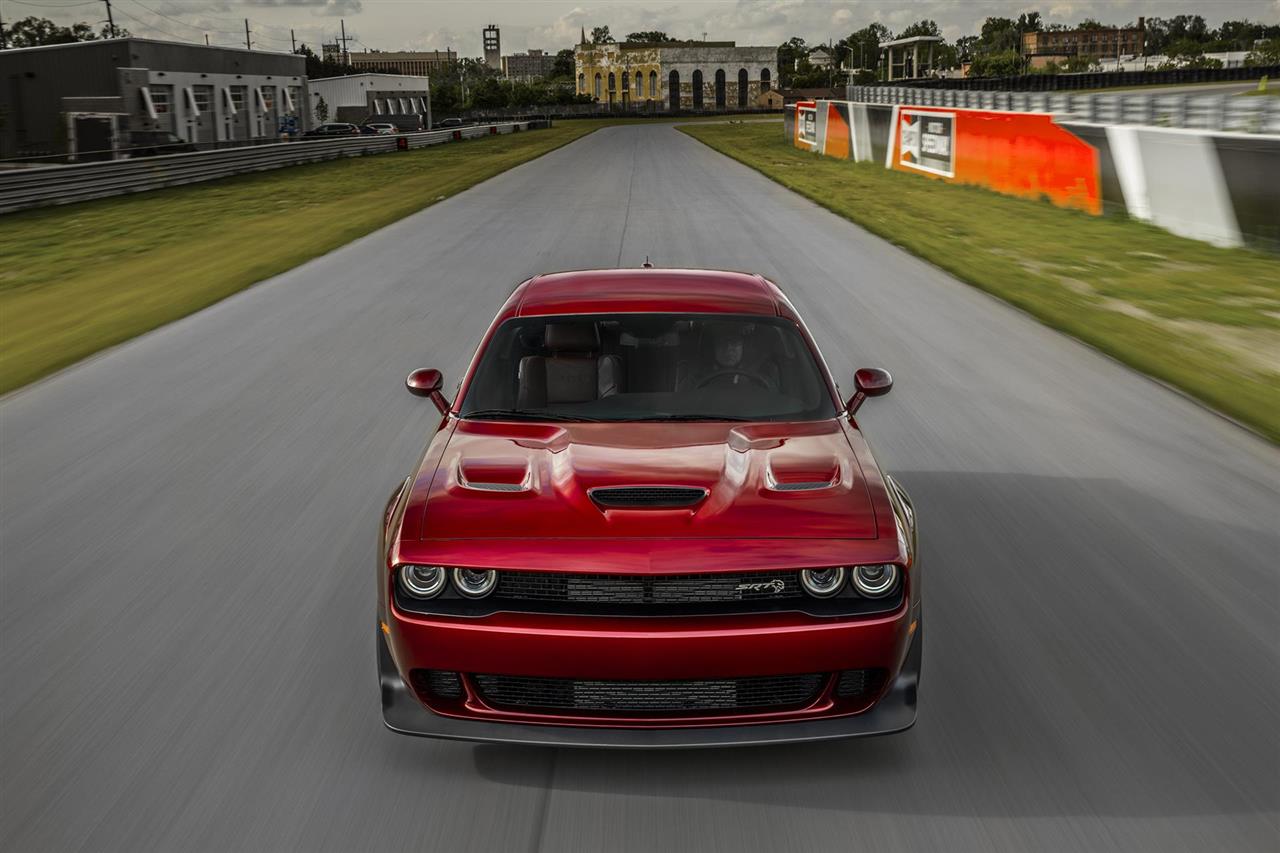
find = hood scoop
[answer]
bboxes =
[457,458,533,493]
[589,486,708,509]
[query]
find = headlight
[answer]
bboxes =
[800,566,847,598]
[851,564,899,598]
[398,564,446,599]
[452,567,498,598]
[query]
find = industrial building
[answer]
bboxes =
[483,25,502,70]
[1022,19,1146,68]
[574,39,776,110]
[346,49,456,76]
[0,38,306,161]
[503,49,558,81]
[306,73,431,128]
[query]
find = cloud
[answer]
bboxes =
[242,0,363,15]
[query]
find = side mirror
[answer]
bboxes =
[845,367,893,416]
[406,368,450,415]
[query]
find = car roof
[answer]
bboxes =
[512,268,782,318]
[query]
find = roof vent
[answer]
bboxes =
[589,486,707,509]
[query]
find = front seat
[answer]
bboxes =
[517,323,623,409]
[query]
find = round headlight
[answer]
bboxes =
[452,567,498,598]
[851,564,899,598]
[800,566,847,598]
[399,564,446,599]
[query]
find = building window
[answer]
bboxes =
[714,69,725,108]
[636,71,644,97]
[229,86,246,113]
[691,69,703,108]
[738,68,748,107]
[578,72,585,93]
[649,70,657,98]
[760,68,771,91]
[149,85,172,115]
[260,86,275,114]
[608,72,616,92]
[668,69,680,111]
[594,73,602,99]
[192,86,213,116]
[622,72,629,94]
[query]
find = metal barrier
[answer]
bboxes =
[0,122,536,215]
[845,86,1280,134]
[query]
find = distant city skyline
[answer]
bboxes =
[20,0,1280,56]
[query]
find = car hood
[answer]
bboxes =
[415,419,878,540]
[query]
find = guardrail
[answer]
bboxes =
[0,122,537,215]
[845,86,1280,134]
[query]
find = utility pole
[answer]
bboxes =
[104,0,116,39]
[205,34,209,46]
[244,18,251,50]
[339,19,349,64]
[290,29,296,53]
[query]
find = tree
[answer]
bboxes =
[625,31,675,43]
[977,17,1020,54]
[314,95,329,122]
[777,36,809,85]
[1246,39,1280,66]
[6,15,121,47]
[551,48,574,79]
[968,50,1023,77]
[1017,12,1042,33]
[837,23,890,72]
[899,20,940,39]
[1077,18,1107,31]
[590,26,613,44]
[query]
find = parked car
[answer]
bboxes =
[433,117,466,129]
[363,123,398,135]
[304,123,361,138]
[378,267,920,747]
[125,131,198,158]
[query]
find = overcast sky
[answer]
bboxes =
[12,0,1280,56]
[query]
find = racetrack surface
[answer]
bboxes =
[2,124,1277,852]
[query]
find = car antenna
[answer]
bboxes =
[642,256,653,268]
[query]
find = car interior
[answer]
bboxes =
[461,314,836,421]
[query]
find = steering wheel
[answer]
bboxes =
[696,370,772,390]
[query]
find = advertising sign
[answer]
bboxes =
[798,104,817,147]
[898,109,955,178]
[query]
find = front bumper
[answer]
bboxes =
[378,616,921,748]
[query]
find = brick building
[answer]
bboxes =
[347,50,456,76]
[1022,20,1146,68]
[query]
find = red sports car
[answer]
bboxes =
[378,268,920,746]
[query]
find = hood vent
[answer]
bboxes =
[589,486,708,509]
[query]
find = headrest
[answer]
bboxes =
[544,323,598,353]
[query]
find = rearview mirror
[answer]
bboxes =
[846,367,893,416]
[406,368,450,414]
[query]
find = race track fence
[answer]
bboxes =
[0,121,536,215]
[846,86,1280,134]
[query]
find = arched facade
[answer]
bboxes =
[594,73,602,99]
[578,72,585,94]
[649,71,658,98]
[760,68,771,91]
[738,69,748,106]
[691,69,703,108]
[635,71,643,98]
[714,69,726,108]
[574,43,777,111]
[668,70,680,111]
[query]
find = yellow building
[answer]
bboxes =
[575,40,776,111]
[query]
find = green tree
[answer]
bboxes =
[551,48,574,78]
[6,16,121,46]
[837,23,890,72]
[977,17,1020,54]
[899,20,940,38]
[1077,18,1107,30]
[625,31,675,43]
[969,50,1024,77]
[314,95,329,123]
[1246,39,1280,66]
[777,36,809,85]
[590,26,614,44]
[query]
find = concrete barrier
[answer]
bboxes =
[792,100,1280,251]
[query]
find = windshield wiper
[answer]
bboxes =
[460,409,605,423]
[628,414,756,422]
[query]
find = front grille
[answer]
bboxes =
[495,571,802,603]
[473,673,825,714]
[589,486,707,508]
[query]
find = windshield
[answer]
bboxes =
[458,313,838,422]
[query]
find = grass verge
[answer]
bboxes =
[0,115,762,395]
[679,122,1280,441]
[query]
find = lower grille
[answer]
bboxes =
[835,668,888,699]
[410,669,463,701]
[495,571,802,604]
[472,673,825,714]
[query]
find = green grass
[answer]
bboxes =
[0,116,764,394]
[679,122,1280,441]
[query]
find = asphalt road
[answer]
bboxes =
[3,124,1277,853]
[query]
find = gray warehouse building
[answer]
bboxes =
[0,38,307,161]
